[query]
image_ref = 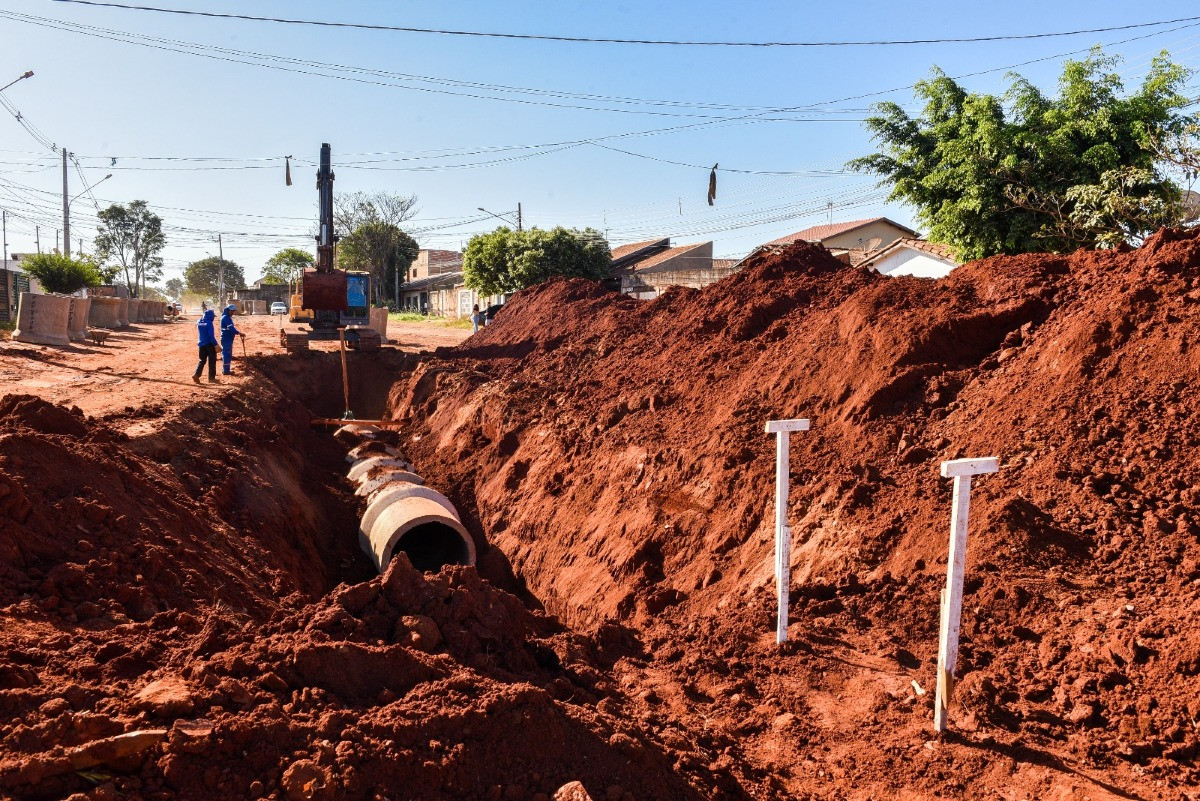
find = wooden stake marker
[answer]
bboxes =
[764,418,809,645]
[934,456,999,733]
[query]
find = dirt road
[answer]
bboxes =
[0,313,470,421]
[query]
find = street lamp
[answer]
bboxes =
[65,173,111,257]
[477,205,522,231]
[0,71,33,94]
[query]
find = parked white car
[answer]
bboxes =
[270,302,288,315]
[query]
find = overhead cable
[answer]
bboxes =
[48,2,1200,48]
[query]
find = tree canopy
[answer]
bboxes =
[164,277,183,300]
[338,221,419,305]
[95,200,165,298]
[183,257,244,300]
[259,248,312,284]
[462,227,611,297]
[333,190,418,239]
[21,252,102,295]
[849,49,1195,259]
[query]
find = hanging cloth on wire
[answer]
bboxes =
[707,163,718,206]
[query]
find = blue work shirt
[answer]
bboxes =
[196,309,217,347]
[220,310,242,344]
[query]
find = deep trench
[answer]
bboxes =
[252,349,477,582]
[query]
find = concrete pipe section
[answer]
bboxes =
[347,456,417,483]
[67,297,92,342]
[341,437,475,574]
[355,469,423,499]
[345,442,404,464]
[13,292,71,347]
[89,297,121,329]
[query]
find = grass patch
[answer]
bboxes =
[389,311,427,322]
[387,312,473,330]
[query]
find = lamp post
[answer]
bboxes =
[0,71,33,94]
[64,173,111,258]
[476,204,522,231]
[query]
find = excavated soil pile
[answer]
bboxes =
[0,369,731,799]
[391,230,1200,798]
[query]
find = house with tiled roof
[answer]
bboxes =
[608,238,742,298]
[750,217,919,266]
[858,238,960,279]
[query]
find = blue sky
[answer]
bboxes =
[1,1,1199,283]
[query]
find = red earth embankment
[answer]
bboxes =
[390,231,1200,797]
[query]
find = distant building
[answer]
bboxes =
[608,237,742,298]
[753,217,918,266]
[858,238,959,279]
[231,279,289,306]
[87,285,130,299]
[407,249,463,281]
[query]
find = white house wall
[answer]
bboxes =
[874,249,957,279]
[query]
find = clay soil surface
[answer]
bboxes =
[2,233,1200,801]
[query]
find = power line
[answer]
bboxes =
[49,2,1200,48]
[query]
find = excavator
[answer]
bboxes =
[282,143,381,353]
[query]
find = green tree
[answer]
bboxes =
[21,252,102,294]
[338,221,419,305]
[463,227,611,297]
[164,277,184,300]
[259,248,312,285]
[849,49,1195,259]
[94,200,165,298]
[184,257,244,300]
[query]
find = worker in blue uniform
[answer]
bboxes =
[193,307,218,383]
[219,304,246,376]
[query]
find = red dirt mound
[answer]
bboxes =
[389,231,1200,798]
[0,377,736,799]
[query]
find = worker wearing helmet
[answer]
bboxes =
[219,304,245,376]
[192,308,218,383]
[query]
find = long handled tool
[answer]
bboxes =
[338,327,354,420]
[241,335,247,358]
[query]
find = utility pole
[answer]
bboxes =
[517,202,522,232]
[78,238,83,257]
[62,148,70,258]
[217,233,225,307]
[2,210,7,266]
[55,229,59,254]
[35,225,40,254]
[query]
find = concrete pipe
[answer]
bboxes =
[13,292,71,347]
[347,456,416,483]
[136,300,149,323]
[355,469,423,499]
[332,424,383,447]
[117,298,130,327]
[345,442,405,464]
[362,490,476,573]
[127,299,139,323]
[359,482,459,552]
[67,297,92,342]
[88,297,121,329]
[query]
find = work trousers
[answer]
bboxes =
[221,338,235,374]
[194,344,217,380]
